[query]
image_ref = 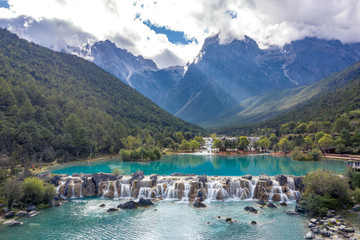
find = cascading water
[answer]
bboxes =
[181,182,191,202]
[102,182,110,198]
[205,181,229,202]
[249,178,258,199]
[71,179,75,198]
[79,179,83,198]
[113,181,119,199]
[287,178,300,201]
[120,184,131,198]
[269,180,289,202]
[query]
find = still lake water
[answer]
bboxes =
[51,153,346,176]
[1,154,345,239]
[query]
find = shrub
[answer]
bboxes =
[3,177,23,208]
[22,177,45,204]
[300,193,338,217]
[292,147,306,161]
[119,149,131,161]
[306,148,322,161]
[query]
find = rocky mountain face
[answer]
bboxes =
[67,40,183,109]
[168,35,360,124]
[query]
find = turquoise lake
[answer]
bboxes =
[51,153,346,176]
[1,154,346,239]
[0,198,308,240]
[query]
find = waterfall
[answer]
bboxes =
[181,181,191,202]
[249,178,258,199]
[57,181,66,196]
[229,180,250,200]
[138,187,153,199]
[102,182,110,198]
[287,178,300,201]
[120,184,131,198]
[205,181,229,202]
[113,181,119,199]
[79,179,83,198]
[156,183,165,197]
[164,182,177,199]
[269,180,289,202]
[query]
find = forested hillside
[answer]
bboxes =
[0,28,205,165]
[218,61,360,135]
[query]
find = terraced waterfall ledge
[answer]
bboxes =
[50,171,304,202]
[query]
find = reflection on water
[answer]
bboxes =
[51,154,346,176]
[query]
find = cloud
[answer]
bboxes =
[0,0,360,68]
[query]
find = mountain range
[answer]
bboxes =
[67,34,360,128]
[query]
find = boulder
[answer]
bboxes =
[279,202,288,206]
[343,228,355,233]
[28,211,39,217]
[137,198,154,206]
[15,211,28,217]
[275,175,287,186]
[311,228,320,234]
[3,219,23,226]
[197,175,207,186]
[4,211,15,218]
[251,221,257,225]
[320,229,332,237]
[225,218,232,223]
[308,223,315,228]
[267,203,277,208]
[256,199,266,206]
[26,205,36,212]
[242,174,252,180]
[310,218,317,224]
[353,205,360,212]
[99,204,106,207]
[305,232,314,239]
[259,175,273,185]
[293,176,304,191]
[150,174,158,186]
[193,200,206,208]
[117,201,137,209]
[131,171,145,181]
[50,175,62,186]
[295,204,306,214]
[107,208,119,212]
[244,206,258,213]
[0,203,6,208]
[92,173,118,194]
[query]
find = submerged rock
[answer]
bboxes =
[117,201,137,209]
[3,219,23,226]
[99,204,106,207]
[244,206,258,213]
[279,202,288,206]
[267,203,277,208]
[286,211,300,216]
[107,208,119,212]
[251,221,257,225]
[137,198,154,206]
[225,218,233,223]
[295,204,306,214]
[193,200,206,208]
[256,199,266,206]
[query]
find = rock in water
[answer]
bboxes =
[131,171,144,181]
[193,200,206,208]
[137,198,154,206]
[15,211,28,217]
[279,202,288,206]
[267,203,277,208]
[4,211,15,218]
[3,219,23,226]
[28,211,40,217]
[251,221,257,225]
[107,208,119,212]
[256,199,266,206]
[117,201,137,209]
[244,206,258,213]
[353,205,360,212]
[286,211,300,216]
[241,174,252,180]
[99,204,106,207]
[275,175,287,186]
[225,218,232,223]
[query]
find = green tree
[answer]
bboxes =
[318,134,334,149]
[180,140,191,151]
[213,139,223,150]
[333,118,351,132]
[278,138,292,153]
[174,131,184,144]
[315,132,325,143]
[3,177,23,208]
[269,134,278,149]
[238,136,250,151]
[295,123,307,134]
[22,177,54,205]
[306,122,323,133]
[258,137,270,151]
[194,136,205,148]
[303,136,313,151]
[189,140,200,152]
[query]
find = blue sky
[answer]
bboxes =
[0,0,9,8]
[143,20,197,45]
